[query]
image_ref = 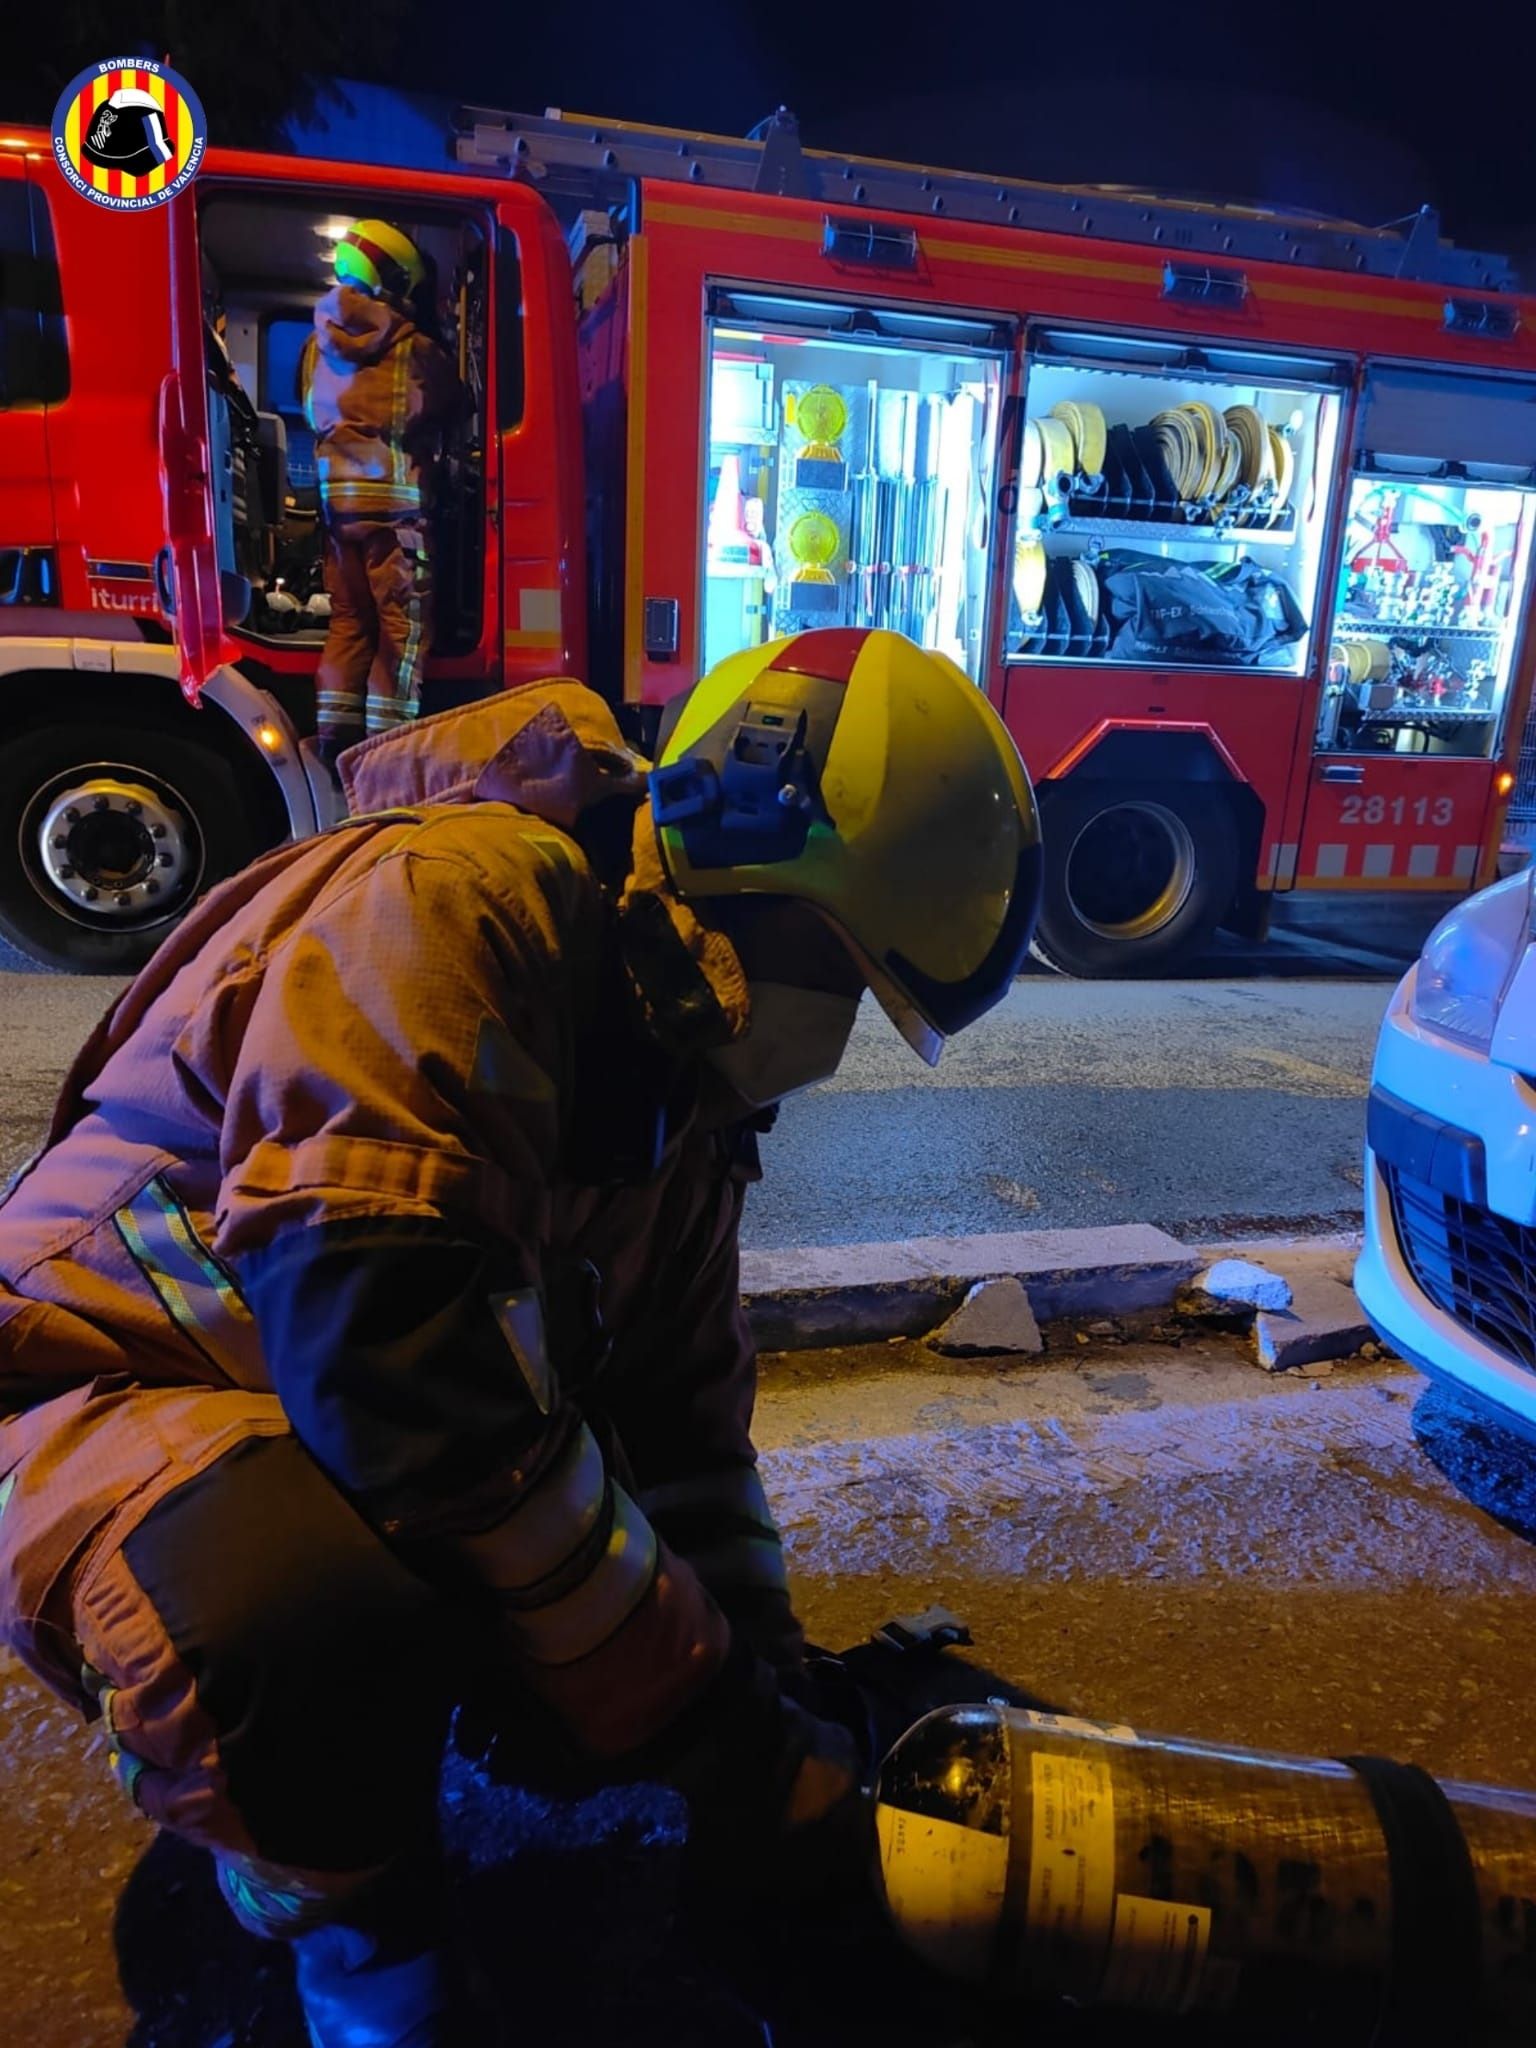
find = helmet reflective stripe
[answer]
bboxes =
[335,219,425,298]
[142,108,172,165]
[652,628,1042,1061]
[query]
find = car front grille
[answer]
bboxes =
[1389,1164,1536,1374]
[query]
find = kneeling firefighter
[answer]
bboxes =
[0,628,1040,2044]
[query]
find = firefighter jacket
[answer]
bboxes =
[301,283,459,522]
[0,683,797,1758]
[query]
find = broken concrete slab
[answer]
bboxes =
[1193,1258,1293,1312]
[743,1224,1197,1351]
[928,1277,1043,1358]
[1254,1275,1374,1372]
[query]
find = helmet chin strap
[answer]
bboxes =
[706,982,862,1109]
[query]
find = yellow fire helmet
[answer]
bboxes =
[650,627,1042,1064]
[335,219,426,300]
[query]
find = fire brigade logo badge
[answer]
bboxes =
[52,59,206,212]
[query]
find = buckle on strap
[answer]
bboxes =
[650,703,817,868]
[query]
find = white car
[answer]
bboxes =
[1357,866,1536,1439]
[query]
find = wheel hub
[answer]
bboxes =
[33,775,196,925]
[1065,800,1198,942]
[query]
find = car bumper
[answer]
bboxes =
[1358,968,1536,1440]
[1357,1157,1536,1442]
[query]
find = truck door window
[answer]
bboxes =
[703,300,1006,679]
[495,225,523,430]
[1316,368,1536,760]
[1007,331,1347,675]
[0,182,67,407]
[196,190,487,655]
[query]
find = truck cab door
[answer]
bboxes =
[494,190,586,686]
[157,182,243,703]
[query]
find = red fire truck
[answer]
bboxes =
[4,103,1535,976]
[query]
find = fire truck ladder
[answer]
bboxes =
[455,105,1518,295]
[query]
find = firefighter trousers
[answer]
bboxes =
[0,1383,470,1934]
[314,512,433,745]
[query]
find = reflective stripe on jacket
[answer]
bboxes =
[300,283,458,520]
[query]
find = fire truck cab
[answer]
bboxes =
[0,121,582,969]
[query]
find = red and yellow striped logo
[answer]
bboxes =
[52,60,206,212]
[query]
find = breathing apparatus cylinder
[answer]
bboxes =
[874,1702,1536,2042]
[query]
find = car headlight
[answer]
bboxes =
[1410,867,1534,1052]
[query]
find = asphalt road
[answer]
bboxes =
[756,972,1390,1248]
[0,927,1407,1249]
[6,1329,1536,2045]
[0,971,125,1189]
[750,895,1443,1249]
[0,967,1391,1247]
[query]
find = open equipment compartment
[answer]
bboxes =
[1317,367,1536,761]
[1006,330,1346,675]
[702,292,1006,679]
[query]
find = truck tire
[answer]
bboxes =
[0,721,258,974]
[1032,780,1239,978]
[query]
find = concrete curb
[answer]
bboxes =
[742,1224,1199,1351]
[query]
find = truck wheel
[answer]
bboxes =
[1032,781,1239,978]
[0,722,257,973]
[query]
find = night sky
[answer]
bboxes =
[13,3,1536,267]
[404,1,1536,264]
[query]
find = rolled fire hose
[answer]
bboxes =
[1154,401,1229,503]
[1339,638,1393,686]
[1050,400,1107,480]
[875,1702,1536,2043]
[1020,419,1045,489]
[1035,415,1076,498]
[1268,426,1295,526]
[1224,404,1274,492]
[1072,557,1100,629]
[1012,535,1047,619]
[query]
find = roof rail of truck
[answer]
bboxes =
[454,105,1518,296]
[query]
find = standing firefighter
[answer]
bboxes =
[301,218,459,759]
[0,629,1040,2045]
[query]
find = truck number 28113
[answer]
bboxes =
[1340,794,1455,827]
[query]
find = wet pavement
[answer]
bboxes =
[0,969,124,1190]
[0,889,1440,1243]
[756,974,1389,1248]
[3,965,1395,1247]
[7,1329,1536,2045]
